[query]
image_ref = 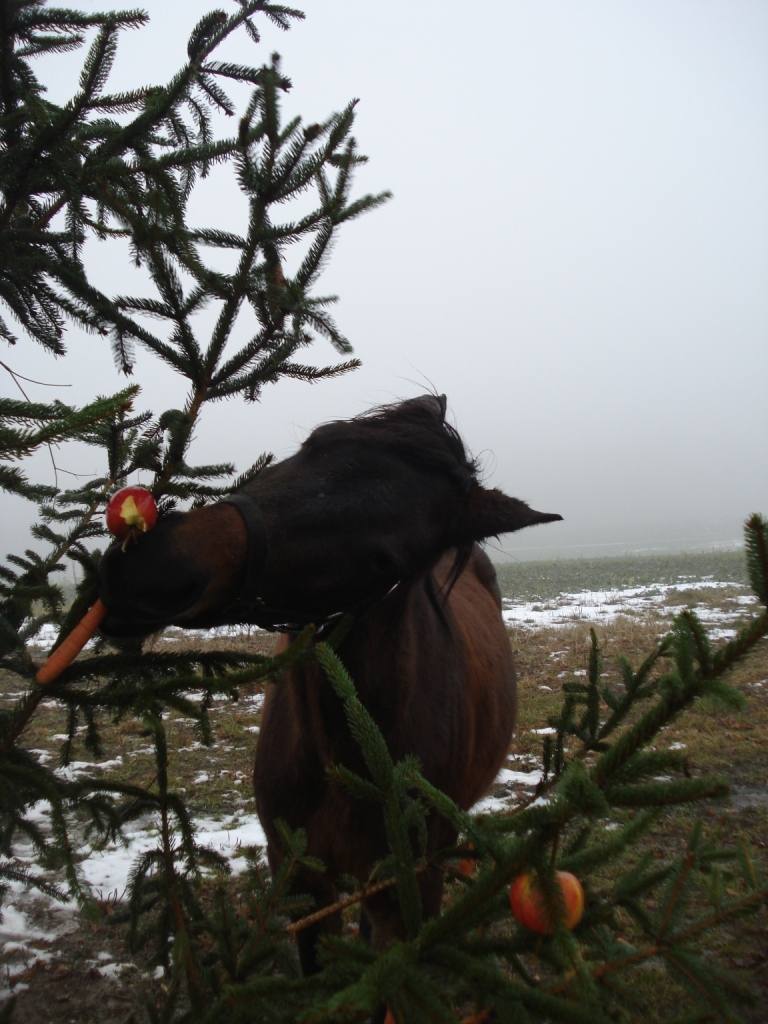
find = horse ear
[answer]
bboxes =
[464,486,563,542]
[411,393,447,420]
[431,394,448,419]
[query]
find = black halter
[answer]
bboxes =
[219,493,268,605]
[220,492,400,635]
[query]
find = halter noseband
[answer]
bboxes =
[219,493,400,635]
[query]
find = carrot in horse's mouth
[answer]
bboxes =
[36,486,158,685]
[35,599,108,685]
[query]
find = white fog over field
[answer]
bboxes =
[2,0,767,561]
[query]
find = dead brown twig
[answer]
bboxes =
[286,862,434,935]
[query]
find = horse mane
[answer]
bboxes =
[304,397,481,608]
[303,397,481,494]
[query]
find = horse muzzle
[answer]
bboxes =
[98,525,211,635]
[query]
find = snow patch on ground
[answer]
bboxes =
[193,816,267,870]
[25,621,264,650]
[85,957,139,980]
[502,580,756,634]
[0,802,269,999]
[496,768,543,787]
[4,570,757,999]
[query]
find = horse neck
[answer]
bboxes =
[305,564,458,728]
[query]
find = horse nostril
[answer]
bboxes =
[98,538,208,622]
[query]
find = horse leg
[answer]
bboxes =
[361,814,452,951]
[296,909,342,977]
[264,836,342,978]
[360,858,447,953]
[293,873,343,976]
[418,862,447,920]
[359,904,373,945]
[357,902,388,1024]
[359,866,445,1024]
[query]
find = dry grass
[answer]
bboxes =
[3,579,768,1022]
[507,618,768,1022]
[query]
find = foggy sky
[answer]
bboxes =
[4,0,767,561]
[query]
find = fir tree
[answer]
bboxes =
[0,0,387,968]
[1,4,767,1024]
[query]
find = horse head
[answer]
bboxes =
[98,395,561,635]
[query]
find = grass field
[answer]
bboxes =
[495,548,750,600]
[2,549,766,1022]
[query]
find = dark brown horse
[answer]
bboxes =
[99,394,561,976]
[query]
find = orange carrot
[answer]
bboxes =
[35,599,108,685]
[456,841,476,878]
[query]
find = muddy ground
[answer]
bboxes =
[2,599,767,1023]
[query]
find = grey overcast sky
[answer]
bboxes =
[4,0,768,560]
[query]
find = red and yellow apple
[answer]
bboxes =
[509,870,584,934]
[106,486,158,541]
[36,486,156,686]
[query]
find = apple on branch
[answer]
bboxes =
[106,486,158,545]
[510,870,585,935]
[35,486,158,685]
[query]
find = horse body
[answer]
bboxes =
[255,546,516,962]
[98,394,561,973]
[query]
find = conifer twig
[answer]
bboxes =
[285,862,433,935]
[548,886,768,995]
[656,850,695,943]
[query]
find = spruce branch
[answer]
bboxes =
[744,513,768,605]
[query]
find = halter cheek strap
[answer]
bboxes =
[219,492,400,634]
[218,493,338,633]
[219,493,269,604]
